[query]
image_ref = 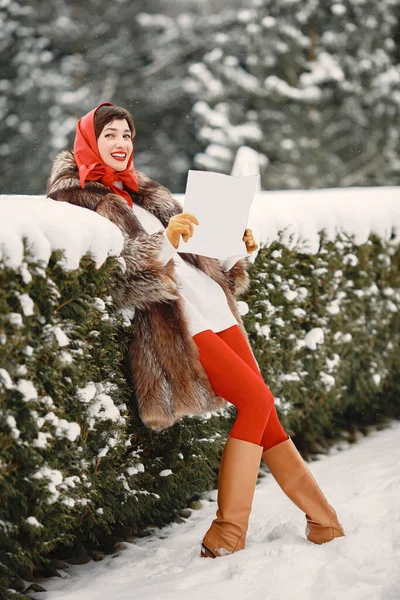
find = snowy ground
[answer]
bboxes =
[31,421,400,600]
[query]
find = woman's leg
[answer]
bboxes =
[215,326,344,545]
[216,325,289,451]
[193,329,269,557]
[218,326,344,544]
[217,326,344,545]
[193,329,274,444]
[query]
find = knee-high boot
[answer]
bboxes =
[201,437,263,558]
[262,437,344,544]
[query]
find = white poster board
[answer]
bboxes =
[177,170,259,260]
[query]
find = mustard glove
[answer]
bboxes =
[243,228,258,253]
[166,212,200,248]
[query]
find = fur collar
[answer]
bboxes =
[48,150,181,227]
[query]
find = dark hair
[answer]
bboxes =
[94,105,136,139]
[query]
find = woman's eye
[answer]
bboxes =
[124,135,131,139]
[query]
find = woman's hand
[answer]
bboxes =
[243,228,258,253]
[166,212,200,248]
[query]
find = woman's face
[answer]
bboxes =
[97,118,133,171]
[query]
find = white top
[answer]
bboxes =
[130,201,247,337]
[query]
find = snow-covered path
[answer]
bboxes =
[33,421,400,600]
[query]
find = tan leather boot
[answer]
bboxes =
[262,437,344,544]
[201,437,263,558]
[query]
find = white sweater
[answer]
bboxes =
[131,202,247,336]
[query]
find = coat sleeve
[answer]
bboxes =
[47,184,106,211]
[220,253,251,273]
[95,194,179,309]
[224,258,250,297]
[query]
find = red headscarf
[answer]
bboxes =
[74,102,139,207]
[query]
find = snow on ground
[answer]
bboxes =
[30,421,400,600]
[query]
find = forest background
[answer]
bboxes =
[1,0,400,196]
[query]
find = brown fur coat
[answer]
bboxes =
[47,150,251,430]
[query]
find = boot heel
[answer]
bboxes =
[200,543,217,558]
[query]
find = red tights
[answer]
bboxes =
[193,325,288,451]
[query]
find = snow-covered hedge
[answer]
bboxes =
[241,184,399,450]
[0,198,229,597]
[0,189,399,596]
[242,231,400,450]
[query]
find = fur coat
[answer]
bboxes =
[47,150,251,430]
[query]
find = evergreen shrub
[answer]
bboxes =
[0,229,398,597]
[0,248,228,598]
[243,231,400,451]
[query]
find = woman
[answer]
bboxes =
[47,102,344,558]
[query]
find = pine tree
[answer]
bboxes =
[0,0,192,195]
[187,0,400,189]
[0,0,67,195]
[129,9,244,190]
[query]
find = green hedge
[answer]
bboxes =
[0,249,230,598]
[0,230,399,597]
[243,231,400,450]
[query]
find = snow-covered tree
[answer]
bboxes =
[0,0,191,195]
[0,0,74,195]
[131,10,246,189]
[187,0,400,189]
[0,0,122,194]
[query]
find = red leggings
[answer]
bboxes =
[193,325,288,451]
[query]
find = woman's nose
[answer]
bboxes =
[114,136,128,147]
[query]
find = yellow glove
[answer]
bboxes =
[243,228,258,253]
[166,212,200,248]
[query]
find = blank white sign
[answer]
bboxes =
[177,170,260,260]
